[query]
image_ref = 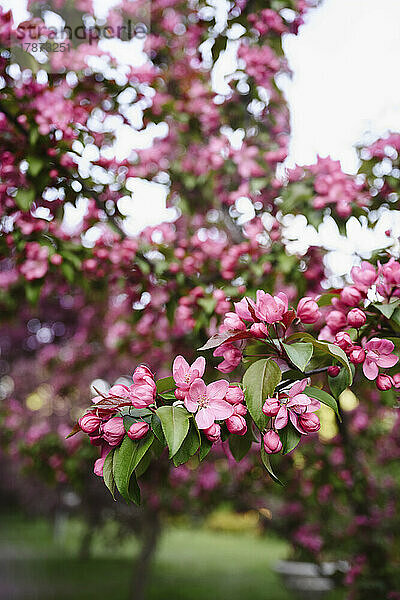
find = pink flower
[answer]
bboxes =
[223,312,246,331]
[79,413,101,434]
[255,290,288,324]
[127,421,149,440]
[234,297,255,321]
[327,366,340,377]
[351,261,377,290]
[362,338,399,380]
[275,379,320,432]
[102,416,125,446]
[94,444,112,477]
[347,308,366,328]
[296,412,320,434]
[172,355,206,391]
[250,322,269,338]
[326,310,347,332]
[334,331,353,350]
[225,384,244,405]
[226,414,247,435]
[340,286,363,306]
[349,346,365,364]
[213,343,242,373]
[263,430,282,454]
[376,374,393,391]
[297,297,321,324]
[203,423,221,443]
[186,378,233,429]
[262,396,280,417]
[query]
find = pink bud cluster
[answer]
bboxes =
[320,259,400,389]
[214,290,321,373]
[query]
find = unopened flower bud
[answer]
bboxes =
[347,308,366,328]
[297,297,321,324]
[297,412,321,433]
[204,423,221,443]
[262,397,280,417]
[225,385,244,404]
[102,416,125,446]
[79,413,102,434]
[127,421,149,440]
[327,366,341,378]
[263,430,282,454]
[226,414,247,435]
[376,374,393,391]
[349,346,365,364]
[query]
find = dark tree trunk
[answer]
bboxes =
[130,510,161,600]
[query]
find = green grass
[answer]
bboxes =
[0,514,345,600]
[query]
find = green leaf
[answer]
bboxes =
[260,446,283,485]
[61,262,75,283]
[243,359,281,430]
[151,413,166,444]
[278,423,301,455]
[228,425,253,462]
[305,386,341,420]
[156,405,190,458]
[287,332,353,384]
[372,300,400,319]
[199,437,213,461]
[172,424,200,466]
[128,471,141,505]
[26,282,42,304]
[113,433,153,502]
[15,188,35,211]
[27,156,44,177]
[103,450,116,500]
[156,376,176,394]
[328,366,352,400]
[282,342,313,372]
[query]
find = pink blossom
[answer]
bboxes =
[234,297,255,321]
[347,308,366,328]
[225,384,244,405]
[186,378,233,429]
[226,414,247,435]
[172,355,206,391]
[263,430,282,454]
[79,413,101,434]
[362,338,399,380]
[213,343,242,373]
[340,286,363,306]
[326,310,347,332]
[94,444,112,477]
[297,297,321,324]
[262,396,280,417]
[274,379,320,432]
[223,311,246,331]
[351,261,377,290]
[102,416,125,446]
[297,412,321,434]
[254,290,288,324]
[203,423,221,443]
[127,421,149,440]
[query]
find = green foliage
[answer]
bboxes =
[282,342,313,372]
[278,422,301,455]
[243,359,282,430]
[305,386,341,420]
[156,405,191,458]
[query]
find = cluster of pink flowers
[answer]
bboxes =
[78,364,156,475]
[321,259,400,389]
[214,291,321,372]
[262,379,321,454]
[173,356,247,440]
[287,157,368,218]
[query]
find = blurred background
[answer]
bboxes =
[1,0,400,599]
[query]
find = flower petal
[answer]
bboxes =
[190,356,206,379]
[173,355,189,385]
[377,354,398,368]
[184,396,198,413]
[189,378,206,402]
[206,380,229,400]
[275,405,288,430]
[209,398,234,420]
[195,407,215,429]
[289,379,308,397]
[363,359,379,380]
